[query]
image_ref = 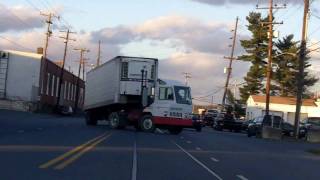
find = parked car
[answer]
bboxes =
[241,119,254,131]
[282,122,307,138]
[192,114,203,132]
[247,115,307,138]
[304,117,320,131]
[213,112,243,132]
[203,109,218,126]
[247,115,281,137]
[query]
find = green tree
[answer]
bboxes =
[274,35,318,97]
[239,12,269,103]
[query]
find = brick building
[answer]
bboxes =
[0,49,84,112]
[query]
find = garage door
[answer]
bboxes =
[262,110,284,118]
[287,112,308,124]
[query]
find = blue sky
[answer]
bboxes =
[1,0,320,104]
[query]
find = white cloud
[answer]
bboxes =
[1,14,250,104]
[0,4,43,32]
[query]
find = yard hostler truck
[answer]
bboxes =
[84,56,193,134]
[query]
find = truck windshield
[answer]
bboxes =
[174,86,192,105]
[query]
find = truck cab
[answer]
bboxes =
[142,79,193,134]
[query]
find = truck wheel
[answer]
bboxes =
[85,112,97,126]
[139,115,155,133]
[168,127,183,135]
[109,112,124,129]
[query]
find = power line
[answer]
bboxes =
[2,5,37,29]
[0,35,34,51]
[25,0,41,11]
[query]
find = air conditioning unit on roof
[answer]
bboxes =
[0,51,9,59]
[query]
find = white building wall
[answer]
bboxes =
[5,51,41,102]
[246,96,320,124]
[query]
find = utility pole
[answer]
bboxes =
[222,17,238,106]
[40,12,59,61]
[182,72,192,86]
[294,0,310,139]
[73,48,89,111]
[56,29,76,110]
[257,0,285,116]
[82,58,89,80]
[40,12,58,96]
[96,40,101,67]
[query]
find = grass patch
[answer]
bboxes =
[307,149,320,155]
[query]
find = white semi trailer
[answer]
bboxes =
[84,56,194,134]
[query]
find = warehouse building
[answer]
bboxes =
[0,49,84,112]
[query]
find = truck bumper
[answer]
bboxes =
[153,116,193,127]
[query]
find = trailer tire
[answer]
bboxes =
[85,112,97,126]
[139,115,155,133]
[168,127,183,135]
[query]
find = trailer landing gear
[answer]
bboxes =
[85,112,97,126]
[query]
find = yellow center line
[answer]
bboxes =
[39,132,109,169]
[54,133,112,170]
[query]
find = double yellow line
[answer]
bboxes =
[39,132,112,170]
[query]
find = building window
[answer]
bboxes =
[64,82,67,100]
[73,85,77,101]
[56,77,60,97]
[51,75,55,96]
[46,73,50,95]
[68,82,71,100]
[71,84,74,101]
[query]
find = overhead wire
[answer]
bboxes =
[0,35,34,51]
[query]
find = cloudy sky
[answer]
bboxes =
[1,0,320,104]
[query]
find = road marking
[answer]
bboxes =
[131,141,137,180]
[195,147,202,151]
[186,141,192,144]
[54,134,111,170]
[210,157,219,162]
[237,175,248,180]
[172,141,223,180]
[39,132,109,169]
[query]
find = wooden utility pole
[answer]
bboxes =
[96,40,101,67]
[294,0,310,138]
[265,0,274,116]
[40,12,58,95]
[182,72,192,86]
[257,0,284,116]
[222,17,238,106]
[82,58,89,80]
[73,48,89,111]
[56,29,76,109]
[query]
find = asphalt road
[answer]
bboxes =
[0,109,320,180]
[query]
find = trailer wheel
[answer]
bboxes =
[168,127,183,135]
[85,112,97,126]
[139,115,155,133]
